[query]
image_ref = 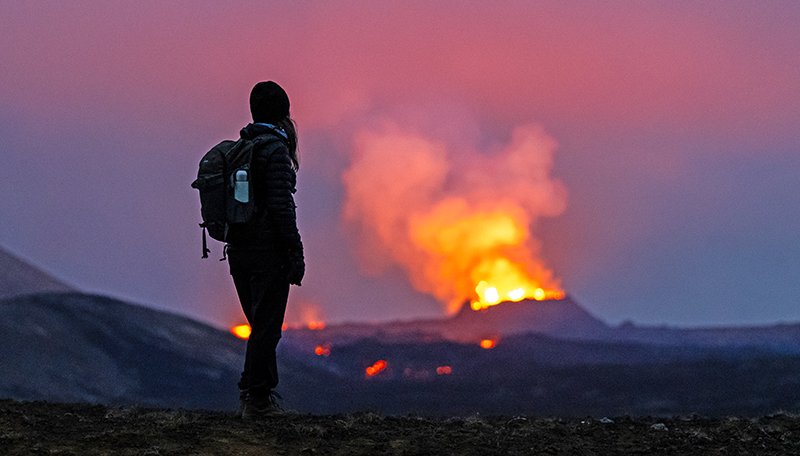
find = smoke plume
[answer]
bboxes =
[342,121,568,314]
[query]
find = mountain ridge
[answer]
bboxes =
[0,246,75,300]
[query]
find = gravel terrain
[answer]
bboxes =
[1,400,798,455]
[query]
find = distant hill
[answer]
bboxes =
[0,292,242,409]
[295,295,800,354]
[0,292,339,411]
[308,296,611,345]
[0,246,74,299]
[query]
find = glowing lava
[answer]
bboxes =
[366,360,388,377]
[314,344,331,357]
[409,202,567,314]
[479,339,497,349]
[436,365,453,375]
[307,321,326,330]
[231,324,251,340]
[471,278,566,311]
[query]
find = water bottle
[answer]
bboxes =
[233,169,249,203]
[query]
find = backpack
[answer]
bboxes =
[191,133,284,259]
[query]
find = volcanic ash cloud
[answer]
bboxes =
[342,122,568,314]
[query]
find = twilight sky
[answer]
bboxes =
[1,1,799,329]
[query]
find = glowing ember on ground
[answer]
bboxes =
[365,360,388,377]
[314,344,331,357]
[436,365,453,375]
[307,321,326,330]
[231,324,251,340]
[479,339,497,349]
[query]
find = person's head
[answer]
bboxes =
[250,81,289,123]
[250,81,299,169]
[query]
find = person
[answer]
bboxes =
[226,81,304,419]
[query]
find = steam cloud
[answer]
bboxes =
[342,122,568,313]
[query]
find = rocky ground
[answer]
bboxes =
[1,399,798,455]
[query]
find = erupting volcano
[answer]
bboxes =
[343,122,567,314]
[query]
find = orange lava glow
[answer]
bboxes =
[231,324,251,340]
[436,365,453,375]
[294,302,327,331]
[314,344,331,357]
[469,278,566,312]
[365,359,388,377]
[307,321,326,330]
[479,339,497,349]
[410,203,567,314]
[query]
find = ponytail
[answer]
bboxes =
[276,117,299,171]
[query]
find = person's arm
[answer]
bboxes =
[256,143,304,284]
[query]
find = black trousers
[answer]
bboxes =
[227,246,290,395]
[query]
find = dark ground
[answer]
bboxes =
[1,400,798,455]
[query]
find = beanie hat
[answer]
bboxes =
[250,81,290,123]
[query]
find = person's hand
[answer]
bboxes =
[287,251,305,286]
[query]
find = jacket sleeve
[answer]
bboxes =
[254,142,303,254]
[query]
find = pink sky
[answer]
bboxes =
[2,1,799,328]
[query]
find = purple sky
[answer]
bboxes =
[1,1,799,329]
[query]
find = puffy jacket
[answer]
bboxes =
[226,123,303,257]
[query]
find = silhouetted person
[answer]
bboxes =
[227,81,304,419]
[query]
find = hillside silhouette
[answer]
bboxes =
[0,246,74,300]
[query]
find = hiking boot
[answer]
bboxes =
[241,390,283,420]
